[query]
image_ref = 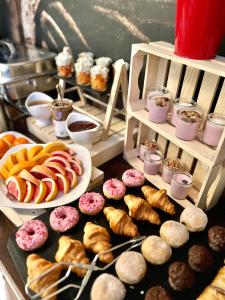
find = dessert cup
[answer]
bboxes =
[144,151,163,175]
[148,95,171,123]
[202,113,225,147]
[139,140,158,161]
[171,99,197,126]
[146,86,171,111]
[75,61,91,86]
[170,172,193,199]
[55,51,73,77]
[162,158,185,184]
[90,66,109,92]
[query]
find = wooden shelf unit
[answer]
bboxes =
[124,41,225,210]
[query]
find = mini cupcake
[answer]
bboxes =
[145,286,171,300]
[208,226,225,252]
[188,245,213,272]
[168,261,195,291]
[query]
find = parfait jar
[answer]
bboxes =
[162,158,185,184]
[144,151,163,175]
[171,99,197,126]
[170,172,193,200]
[147,86,171,111]
[90,66,109,92]
[202,113,225,147]
[148,95,171,123]
[75,61,91,86]
[55,52,73,77]
[139,139,158,161]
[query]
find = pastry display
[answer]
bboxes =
[49,206,79,232]
[124,194,161,225]
[55,236,90,277]
[208,226,225,252]
[162,158,185,184]
[122,169,145,187]
[16,220,48,251]
[142,185,176,215]
[160,220,189,248]
[79,192,105,215]
[83,221,113,264]
[27,254,62,300]
[95,57,112,67]
[144,286,172,300]
[103,178,126,200]
[90,66,109,91]
[139,139,158,161]
[115,251,147,284]
[188,245,213,272]
[180,206,208,232]
[75,61,92,85]
[168,261,195,291]
[141,235,172,265]
[103,206,139,237]
[90,273,126,300]
[0,133,30,159]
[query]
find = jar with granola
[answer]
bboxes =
[75,61,92,86]
[90,66,109,92]
[139,139,158,161]
[55,51,73,77]
[148,95,171,123]
[162,158,185,184]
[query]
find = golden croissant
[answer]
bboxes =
[83,222,114,264]
[27,254,62,300]
[103,206,139,237]
[142,185,176,215]
[55,236,90,277]
[124,194,161,225]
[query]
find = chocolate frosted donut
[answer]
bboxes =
[168,261,195,291]
[188,245,213,272]
[208,226,225,252]
[145,286,172,300]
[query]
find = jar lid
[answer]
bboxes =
[207,113,225,126]
[144,150,163,162]
[175,98,197,107]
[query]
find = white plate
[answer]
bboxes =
[0,143,92,209]
[0,131,35,144]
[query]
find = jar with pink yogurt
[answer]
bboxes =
[202,113,225,147]
[175,109,202,141]
[170,172,193,200]
[162,158,185,184]
[171,99,197,126]
[139,139,158,161]
[144,151,163,175]
[148,96,171,123]
[146,86,171,111]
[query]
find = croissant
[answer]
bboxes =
[142,185,176,215]
[55,236,90,277]
[83,222,114,264]
[124,194,161,225]
[27,254,62,300]
[103,206,139,237]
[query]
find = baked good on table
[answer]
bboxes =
[79,192,105,215]
[27,254,62,300]
[180,206,208,232]
[208,226,225,252]
[103,206,139,237]
[55,236,90,277]
[188,245,213,272]
[91,273,126,300]
[90,66,109,92]
[197,266,225,299]
[144,286,172,300]
[124,194,161,225]
[141,185,176,215]
[103,178,126,200]
[122,169,145,187]
[141,235,172,265]
[160,220,189,248]
[83,221,113,264]
[115,251,147,284]
[49,206,79,232]
[168,261,195,291]
[16,220,48,251]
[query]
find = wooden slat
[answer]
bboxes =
[180,67,200,98]
[214,80,225,113]
[192,161,207,191]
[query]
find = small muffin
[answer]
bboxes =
[145,286,172,300]
[188,245,213,272]
[180,207,208,232]
[208,226,225,252]
[141,236,172,265]
[115,251,147,284]
[160,220,189,248]
[91,273,126,300]
[168,261,195,291]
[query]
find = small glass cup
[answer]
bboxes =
[146,86,171,111]
[75,61,92,86]
[162,158,185,184]
[90,66,109,92]
[171,98,197,126]
[144,151,163,175]
[55,52,73,77]
[170,172,193,199]
[139,139,158,161]
[148,95,171,123]
[202,113,225,147]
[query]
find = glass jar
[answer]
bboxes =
[147,86,171,111]
[148,95,171,123]
[55,52,73,77]
[202,113,225,147]
[171,98,197,126]
[170,172,193,199]
[144,151,163,175]
[75,61,92,86]
[139,139,158,161]
[78,52,94,59]
[175,108,202,141]
[90,66,109,92]
[95,57,112,67]
[162,158,185,184]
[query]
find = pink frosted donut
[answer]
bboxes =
[79,192,105,215]
[103,178,126,200]
[16,220,48,251]
[50,206,79,232]
[122,169,145,187]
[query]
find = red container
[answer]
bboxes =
[175,0,225,59]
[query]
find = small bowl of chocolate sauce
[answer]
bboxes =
[66,112,100,149]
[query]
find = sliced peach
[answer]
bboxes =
[5,154,17,170]
[0,164,9,180]
[31,165,56,181]
[42,178,58,202]
[31,152,51,164]
[9,161,36,177]
[43,142,67,153]
[56,173,70,194]
[15,148,28,163]
[27,145,43,160]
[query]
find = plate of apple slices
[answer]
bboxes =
[0,141,92,209]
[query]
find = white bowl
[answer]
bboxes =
[25,92,53,126]
[66,112,100,149]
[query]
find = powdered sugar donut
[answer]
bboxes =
[122,169,145,187]
[16,220,48,251]
[103,179,126,200]
[50,206,79,232]
[79,192,105,215]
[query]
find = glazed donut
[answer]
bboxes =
[50,206,79,232]
[16,220,48,251]
[103,178,126,200]
[122,169,145,187]
[79,192,105,215]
